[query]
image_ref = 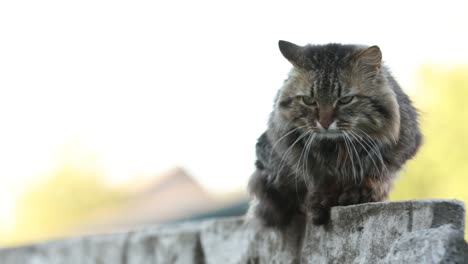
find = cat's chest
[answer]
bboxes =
[309,140,344,160]
[305,141,352,173]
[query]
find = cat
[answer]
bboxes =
[248,40,422,227]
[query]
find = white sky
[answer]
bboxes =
[0,0,467,224]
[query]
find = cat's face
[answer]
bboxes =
[274,41,400,142]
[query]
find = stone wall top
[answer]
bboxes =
[1,199,467,264]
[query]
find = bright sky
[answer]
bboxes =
[0,0,467,226]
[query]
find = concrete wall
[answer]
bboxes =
[1,199,467,264]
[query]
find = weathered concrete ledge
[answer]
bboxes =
[1,199,467,264]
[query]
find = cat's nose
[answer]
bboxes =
[319,111,333,129]
[319,120,330,129]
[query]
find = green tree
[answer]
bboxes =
[10,159,126,245]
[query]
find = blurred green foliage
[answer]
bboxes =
[7,162,126,245]
[390,65,468,237]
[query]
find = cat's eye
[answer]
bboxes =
[338,96,354,105]
[302,96,316,106]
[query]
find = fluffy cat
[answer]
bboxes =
[248,40,422,227]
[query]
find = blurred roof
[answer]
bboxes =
[79,167,247,234]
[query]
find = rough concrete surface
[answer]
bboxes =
[1,199,467,264]
[301,199,466,264]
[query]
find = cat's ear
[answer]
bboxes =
[354,45,382,71]
[279,40,305,67]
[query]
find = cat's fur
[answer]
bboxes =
[248,41,422,227]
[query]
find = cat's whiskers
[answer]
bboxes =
[297,131,315,193]
[347,130,380,178]
[268,125,307,166]
[355,128,389,176]
[341,131,358,184]
[294,129,315,200]
[304,133,317,192]
[347,132,362,184]
[344,131,364,184]
[275,129,310,183]
[294,133,308,189]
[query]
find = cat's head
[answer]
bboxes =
[273,40,400,143]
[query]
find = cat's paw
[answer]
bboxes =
[306,191,336,225]
[337,185,370,206]
[310,207,330,225]
[337,179,390,206]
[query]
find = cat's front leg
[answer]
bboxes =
[248,161,306,228]
[305,183,340,225]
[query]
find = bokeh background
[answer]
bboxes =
[1,0,467,246]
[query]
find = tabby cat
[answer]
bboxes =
[248,40,422,227]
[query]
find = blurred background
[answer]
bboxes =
[0,0,467,246]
